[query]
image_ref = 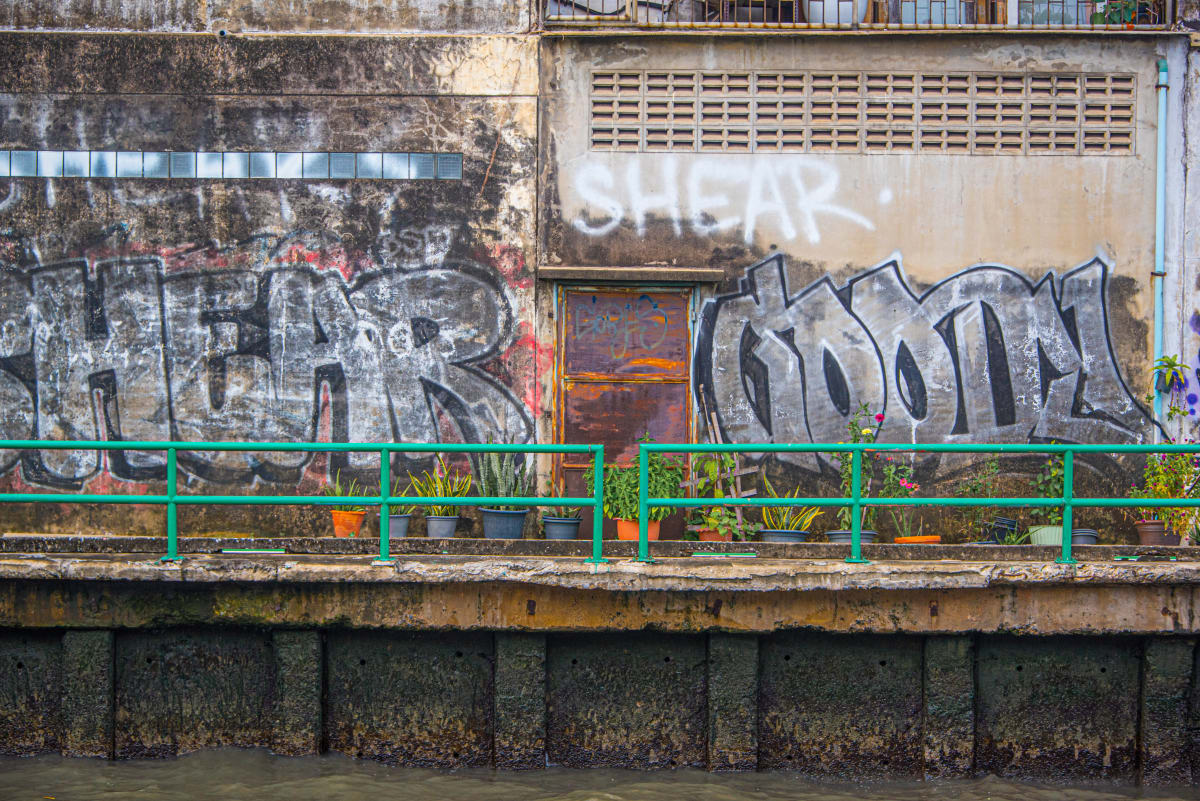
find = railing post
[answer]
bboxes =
[637,445,652,563]
[1056,448,1077,565]
[376,446,393,564]
[846,447,870,564]
[160,447,180,563]
[586,445,608,564]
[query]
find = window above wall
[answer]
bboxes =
[544,0,1166,28]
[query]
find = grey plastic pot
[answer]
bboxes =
[1071,528,1100,545]
[760,529,808,543]
[826,530,877,544]
[388,513,412,539]
[481,508,528,539]
[543,516,582,540]
[425,515,459,538]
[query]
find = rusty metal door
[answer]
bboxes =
[555,287,692,540]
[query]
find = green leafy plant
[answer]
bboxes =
[759,473,822,532]
[585,434,684,522]
[388,477,418,515]
[1091,0,1137,24]
[833,404,883,531]
[1030,453,1065,526]
[688,452,758,540]
[408,456,472,516]
[879,455,922,539]
[471,437,535,512]
[994,526,1031,545]
[1127,447,1200,535]
[693,505,758,541]
[955,457,1000,539]
[323,470,371,512]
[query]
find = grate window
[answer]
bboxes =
[589,69,1136,156]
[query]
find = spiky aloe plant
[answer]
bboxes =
[472,437,536,511]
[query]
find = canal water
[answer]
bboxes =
[4,750,1200,801]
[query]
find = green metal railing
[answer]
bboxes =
[0,440,606,564]
[637,442,1200,565]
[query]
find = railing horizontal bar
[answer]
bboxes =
[0,493,170,504]
[0,440,597,454]
[648,497,1065,508]
[641,443,1197,454]
[170,496,597,507]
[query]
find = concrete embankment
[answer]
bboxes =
[1,540,1198,782]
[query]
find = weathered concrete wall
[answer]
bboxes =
[0,619,1197,782]
[0,33,546,534]
[0,0,530,32]
[542,35,1186,509]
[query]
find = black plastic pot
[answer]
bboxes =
[1071,528,1100,545]
[826,530,877,544]
[760,529,808,543]
[481,508,528,539]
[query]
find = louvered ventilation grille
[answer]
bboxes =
[589,70,1136,155]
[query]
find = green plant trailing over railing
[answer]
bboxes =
[759,473,822,532]
[407,456,473,516]
[472,437,536,512]
[1031,451,1065,526]
[834,404,882,531]
[322,470,371,512]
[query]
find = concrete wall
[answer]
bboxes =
[0,33,546,533]
[0,622,1195,782]
[0,0,531,33]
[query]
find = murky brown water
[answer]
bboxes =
[4,750,1200,801]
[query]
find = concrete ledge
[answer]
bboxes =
[3,552,1200,592]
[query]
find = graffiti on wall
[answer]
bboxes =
[694,254,1156,472]
[0,229,533,488]
[570,156,878,244]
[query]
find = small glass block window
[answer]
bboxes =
[410,153,435,180]
[90,151,116,178]
[302,152,328,179]
[37,151,63,177]
[356,152,383,179]
[0,152,8,178]
[436,153,463,180]
[249,152,276,179]
[63,151,89,177]
[10,151,36,176]
[382,153,410,180]
[170,152,196,178]
[197,152,222,178]
[223,152,249,179]
[143,152,170,178]
[329,153,356,179]
[276,152,302,179]
[117,151,142,178]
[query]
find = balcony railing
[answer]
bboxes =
[544,0,1166,28]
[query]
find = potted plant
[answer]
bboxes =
[324,470,371,538]
[1124,355,1198,545]
[587,435,684,540]
[387,477,418,538]
[880,454,936,543]
[543,506,582,540]
[408,456,472,538]
[472,444,536,539]
[1029,452,1064,545]
[827,405,882,544]
[758,473,822,543]
[689,452,757,542]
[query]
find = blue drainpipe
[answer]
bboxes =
[1152,57,1169,432]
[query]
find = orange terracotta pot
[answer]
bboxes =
[895,535,941,544]
[331,510,366,538]
[697,528,732,542]
[615,519,660,540]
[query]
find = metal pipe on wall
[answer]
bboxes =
[1153,57,1169,433]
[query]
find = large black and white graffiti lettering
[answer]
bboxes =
[695,254,1157,473]
[0,231,533,488]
